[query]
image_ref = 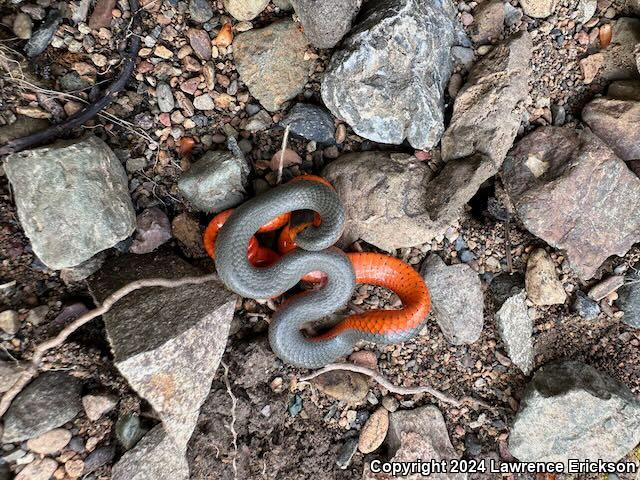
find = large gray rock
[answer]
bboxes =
[291,0,362,49]
[582,97,640,161]
[112,425,189,480]
[495,291,534,374]
[363,406,466,480]
[2,372,82,443]
[509,361,640,464]
[178,149,249,213]
[321,0,466,150]
[4,136,135,269]
[88,250,236,448]
[442,32,532,165]
[502,127,640,279]
[233,20,313,112]
[420,255,484,345]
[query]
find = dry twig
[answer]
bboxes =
[0,274,218,418]
[300,363,493,410]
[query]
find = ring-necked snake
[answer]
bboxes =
[205,176,431,368]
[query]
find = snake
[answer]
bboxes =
[208,176,431,369]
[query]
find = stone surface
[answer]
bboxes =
[442,32,532,165]
[0,360,25,393]
[313,371,369,403]
[26,429,72,455]
[0,310,20,335]
[502,127,640,279]
[4,136,135,269]
[363,406,466,480]
[15,458,58,480]
[88,0,116,29]
[88,250,236,448]
[321,0,466,150]
[186,28,211,61]
[171,213,205,257]
[234,20,312,112]
[2,372,82,443]
[291,0,362,49]
[420,255,484,345]
[525,248,566,305]
[116,413,148,450]
[469,0,504,44]
[588,275,624,301]
[83,446,116,474]
[188,0,213,22]
[573,291,601,319]
[25,10,61,57]
[617,270,640,328]
[599,18,640,82]
[509,361,640,464]
[130,208,172,254]
[178,149,249,213]
[607,80,640,100]
[583,97,640,161]
[519,0,556,17]
[82,394,118,421]
[156,82,174,113]
[223,0,269,20]
[495,291,534,374]
[280,104,335,144]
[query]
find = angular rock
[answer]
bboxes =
[234,20,312,112]
[509,361,640,464]
[617,269,640,328]
[4,136,135,269]
[25,10,61,57]
[129,207,172,254]
[171,213,205,257]
[2,372,82,443]
[291,0,362,49]
[364,406,466,480]
[420,255,484,345]
[519,0,556,18]
[112,425,189,480]
[186,28,211,61]
[470,0,505,44]
[525,248,566,306]
[442,31,532,165]
[88,250,236,447]
[178,150,249,213]
[573,291,601,319]
[588,275,624,301]
[583,97,640,161]
[0,360,25,394]
[502,127,640,279]
[280,103,335,144]
[321,0,466,150]
[495,291,534,374]
[82,394,118,421]
[15,458,58,480]
[223,0,269,20]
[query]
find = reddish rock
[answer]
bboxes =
[187,28,212,61]
[88,0,117,29]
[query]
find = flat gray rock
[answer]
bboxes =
[88,250,236,448]
[280,103,335,144]
[291,0,362,48]
[502,127,640,279]
[321,0,466,150]
[4,136,135,269]
[178,149,249,213]
[509,361,640,464]
[2,372,82,443]
[495,291,534,374]
[420,255,484,345]
[583,97,640,161]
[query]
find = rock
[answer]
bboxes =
[112,425,189,480]
[0,360,25,393]
[26,429,72,455]
[2,372,82,443]
[588,275,624,301]
[582,97,640,161]
[470,0,504,44]
[0,309,20,335]
[25,305,48,326]
[291,0,362,49]
[0,116,49,144]
[420,255,484,345]
[577,0,597,23]
[223,0,269,20]
[495,291,534,374]
[4,136,135,269]
[64,459,84,478]
[580,53,605,84]
[616,271,640,328]
[508,361,640,464]
[358,408,389,454]
[451,46,476,70]
[519,0,556,17]
[82,394,118,421]
[442,32,532,165]
[60,253,107,284]
[156,82,174,113]
[115,413,148,450]
[598,18,640,82]
[244,110,273,132]
[525,248,566,306]
[273,0,292,9]
[188,0,213,22]
[88,0,116,29]
[502,127,640,279]
[25,10,61,57]
[13,12,33,39]
[83,446,116,474]
[363,406,466,480]
[607,80,640,100]
[88,250,236,448]
[490,272,525,307]
[313,371,369,403]
[234,20,312,112]
[186,28,211,61]
[129,208,172,254]
[178,149,249,213]
[15,458,58,480]
[171,213,205,257]
[280,104,335,144]
[336,438,359,469]
[193,94,215,111]
[321,0,466,150]
[573,291,601,319]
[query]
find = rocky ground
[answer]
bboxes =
[0,0,640,479]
